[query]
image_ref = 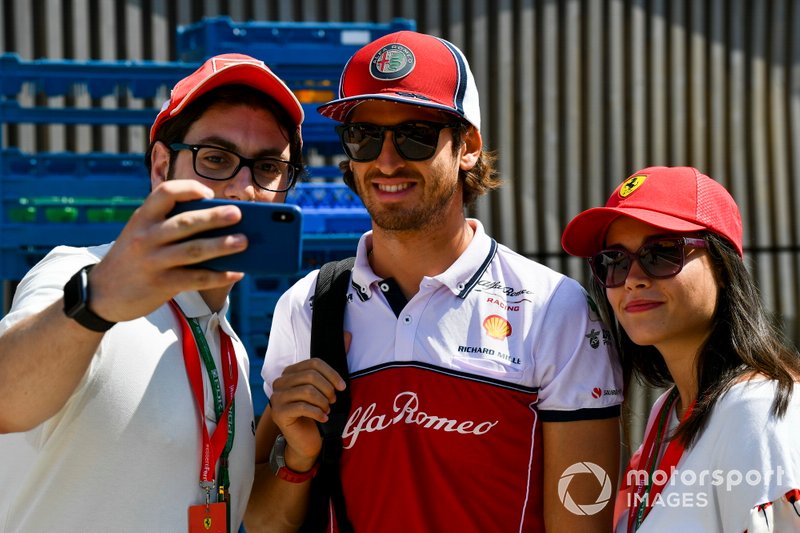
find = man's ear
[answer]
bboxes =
[150,141,171,189]
[459,126,482,171]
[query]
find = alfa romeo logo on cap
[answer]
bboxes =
[619,175,647,198]
[370,44,415,80]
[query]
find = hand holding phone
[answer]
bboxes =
[168,199,303,275]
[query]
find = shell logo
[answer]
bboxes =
[483,315,512,339]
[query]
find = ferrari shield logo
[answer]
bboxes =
[619,175,647,198]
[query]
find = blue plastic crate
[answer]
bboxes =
[177,17,415,73]
[0,53,193,99]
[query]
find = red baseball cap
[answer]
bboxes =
[562,166,743,257]
[149,53,304,143]
[317,31,481,130]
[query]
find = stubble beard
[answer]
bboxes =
[356,170,459,232]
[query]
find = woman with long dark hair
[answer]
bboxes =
[562,166,800,532]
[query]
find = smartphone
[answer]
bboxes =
[168,199,303,275]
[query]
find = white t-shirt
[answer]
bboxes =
[0,244,255,532]
[616,380,800,533]
[263,220,623,531]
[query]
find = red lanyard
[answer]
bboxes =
[168,299,238,501]
[627,387,695,532]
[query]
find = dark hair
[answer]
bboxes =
[591,231,800,447]
[145,84,304,176]
[338,122,500,207]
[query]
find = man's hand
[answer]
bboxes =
[268,357,347,471]
[88,180,248,323]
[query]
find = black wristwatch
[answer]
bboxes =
[63,264,116,332]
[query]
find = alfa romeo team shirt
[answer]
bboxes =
[263,220,622,532]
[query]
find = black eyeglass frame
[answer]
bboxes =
[588,236,708,289]
[169,143,300,192]
[334,121,462,162]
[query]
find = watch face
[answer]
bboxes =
[270,434,287,474]
[63,265,115,331]
[63,266,89,317]
[269,434,320,483]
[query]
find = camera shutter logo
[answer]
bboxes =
[558,462,613,515]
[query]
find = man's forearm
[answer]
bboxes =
[0,299,104,433]
[245,461,313,533]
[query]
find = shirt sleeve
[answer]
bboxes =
[532,277,623,421]
[260,270,317,399]
[712,381,800,532]
[0,245,104,333]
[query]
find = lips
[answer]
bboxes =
[624,299,663,313]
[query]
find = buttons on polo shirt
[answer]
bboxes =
[380,282,390,292]
[402,315,413,324]
[456,282,466,291]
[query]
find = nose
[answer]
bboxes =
[223,163,256,201]
[372,131,405,174]
[624,256,651,289]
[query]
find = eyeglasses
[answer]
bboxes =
[169,143,300,192]
[589,236,707,288]
[335,121,461,162]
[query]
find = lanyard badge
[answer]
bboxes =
[169,300,238,533]
[626,387,695,532]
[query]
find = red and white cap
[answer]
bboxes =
[149,53,304,143]
[317,31,481,131]
[562,166,744,257]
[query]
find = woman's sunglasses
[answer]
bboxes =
[589,236,707,288]
[335,121,461,162]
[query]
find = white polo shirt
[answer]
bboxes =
[263,219,622,531]
[0,244,255,532]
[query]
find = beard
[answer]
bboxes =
[355,168,460,232]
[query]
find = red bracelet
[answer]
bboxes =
[270,434,320,483]
[275,461,320,483]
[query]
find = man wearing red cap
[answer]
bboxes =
[0,54,303,531]
[248,32,622,532]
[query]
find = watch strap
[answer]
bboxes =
[63,264,116,332]
[276,461,320,483]
[270,434,319,483]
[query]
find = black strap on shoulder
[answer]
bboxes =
[301,257,355,533]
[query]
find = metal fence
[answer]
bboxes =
[2,0,799,451]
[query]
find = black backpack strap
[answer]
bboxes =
[301,257,355,533]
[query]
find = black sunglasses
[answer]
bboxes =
[169,143,299,192]
[335,121,461,162]
[589,236,707,288]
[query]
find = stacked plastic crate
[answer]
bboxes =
[0,17,415,414]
